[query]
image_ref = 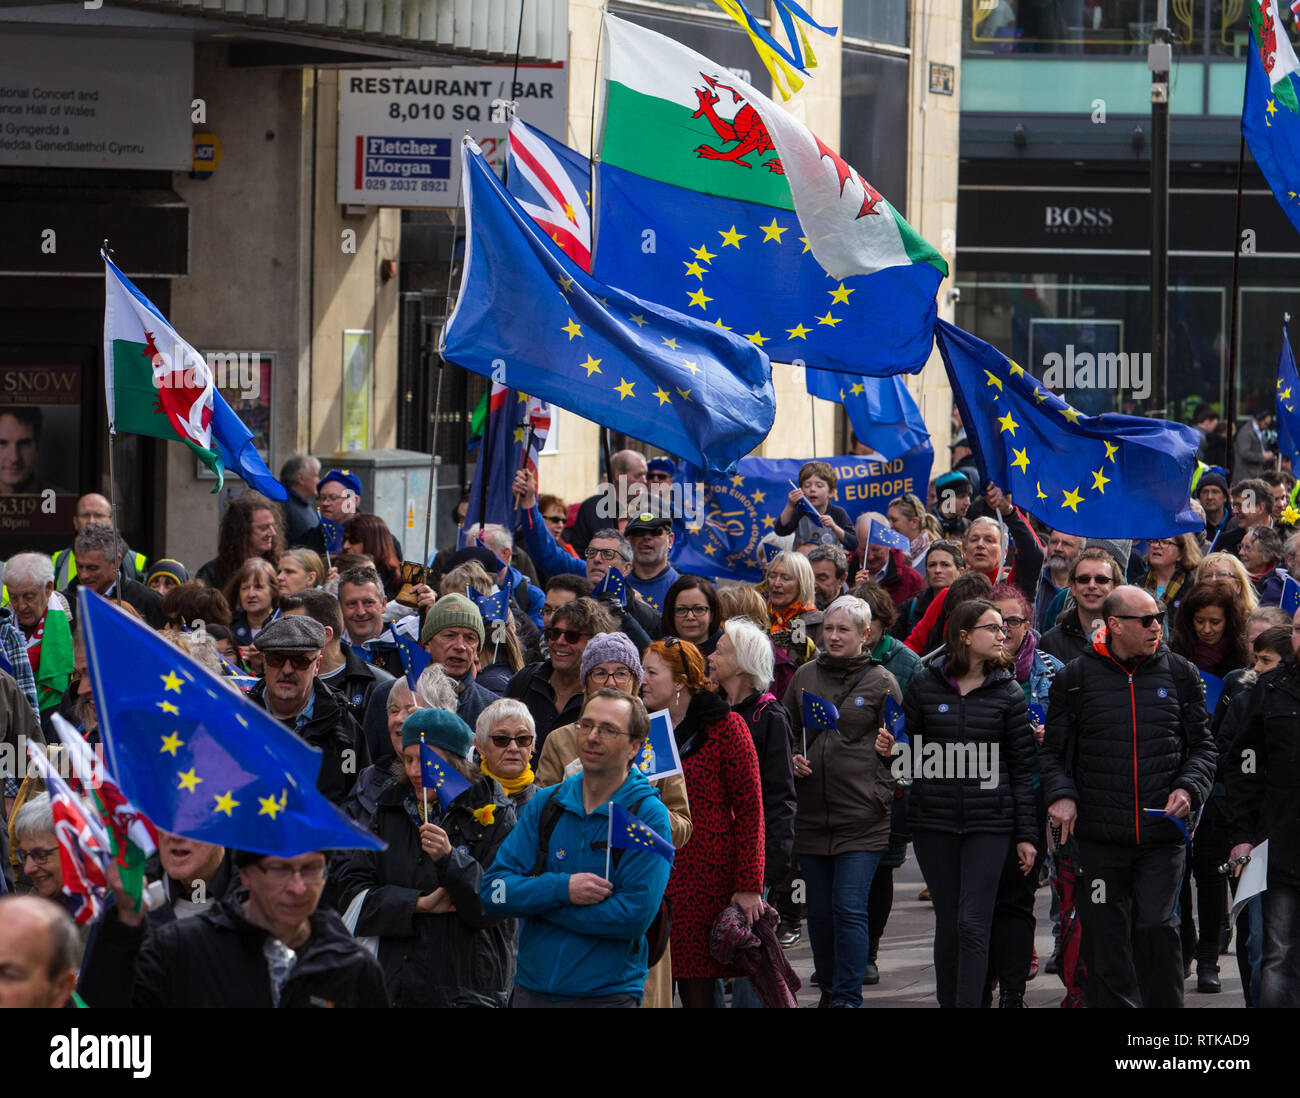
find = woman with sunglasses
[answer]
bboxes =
[641,637,764,1009]
[336,708,517,1008]
[879,598,1037,1008]
[538,493,577,558]
[474,699,539,810]
[662,575,723,656]
[533,631,692,1009]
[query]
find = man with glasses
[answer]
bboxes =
[506,597,615,756]
[484,688,673,1007]
[248,616,369,805]
[48,492,147,591]
[99,847,387,1007]
[1039,548,1122,665]
[1041,585,1216,1008]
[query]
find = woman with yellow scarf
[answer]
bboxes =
[474,699,539,810]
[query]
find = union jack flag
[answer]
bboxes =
[506,116,591,272]
[26,742,112,924]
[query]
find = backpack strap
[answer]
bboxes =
[528,788,566,877]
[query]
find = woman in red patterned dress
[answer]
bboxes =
[641,638,765,1008]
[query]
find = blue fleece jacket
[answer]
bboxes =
[483,766,673,1002]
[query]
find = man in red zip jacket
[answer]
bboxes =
[1039,585,1217,1008]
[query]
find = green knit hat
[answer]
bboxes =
[401,707,474,758]
[419,592,485,647]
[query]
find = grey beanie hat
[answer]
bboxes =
[1085,537,1132,576]
[579,631,645,685]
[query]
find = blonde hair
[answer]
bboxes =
[441,561,494,598]
[766,550,815,607]
[888,493,941,541]
[716,584,771,630]
[1193,552,1260,614]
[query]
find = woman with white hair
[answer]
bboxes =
[765,550,822,667]
[475,698,538,809]
[785,595,902,1008]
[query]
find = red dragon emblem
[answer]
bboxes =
[814,135,883,219]
[1259,0,1279,74]
[692,74,785,174]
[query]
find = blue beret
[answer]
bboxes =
[317,469,362,498]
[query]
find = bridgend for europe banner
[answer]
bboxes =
[670,444,934,583]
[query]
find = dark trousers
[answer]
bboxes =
[867,865,894,959]
[985,838,1040,1001]
[1190,798,1231,966]
[1076,839,1185,1008]
[912,829,1009,1008]
[1260,882,1300,1008]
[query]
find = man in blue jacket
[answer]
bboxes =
[484,688,672,1007]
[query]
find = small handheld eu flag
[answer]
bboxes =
[883,695,908,746]
[470,586,511,625]
[609,801,674,865]
[592,566,628,607]
[788,480,824,523]
[868,519,910,554]
[420,739,473,813]
[761,542,784,568]
[1282,574,1300,616]
[318,512,344,555]
[390,623,432,690]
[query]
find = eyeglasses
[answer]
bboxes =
[545,627,590,645]
[543,513,566,525]
[262,651,319,670]
[662,636,680,648]
[1112,612,1166,629]
[1074,574,1114,587]
[317,492,347,504]
[16,846,58,867]
[972,623,1010,636]
[646,472,673,483]
[587,667,634,685]
[584,548,624,562]
[252,861,329,885]
[1001,616,1028,628]
[489,733,536,749]
[1149,539,1177,549]
[674,605,710,618]
[576,718,632,740]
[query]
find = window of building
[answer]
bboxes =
[843,0,909,48]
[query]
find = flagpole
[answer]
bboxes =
[519,423,535,530]
[1225,132,1246,476]
[101,241,127,595]
[423,360,444,568]
[420,733,429,820]
[605,802,612,881]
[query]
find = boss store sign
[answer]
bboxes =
[1042,203,1115,233]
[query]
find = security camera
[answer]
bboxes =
[946,288,961,305]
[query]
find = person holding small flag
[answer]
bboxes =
[775,461,857,553]
[641,637,764,1008]
[850,515,924,609]
[484,689,674,1007]
[336,707,518,1008]
[785,595,901,1007]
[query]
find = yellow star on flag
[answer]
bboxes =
[615,378,636,400]
[562,201,577,223]
[1061,405,1082,424]
[786,323,810,339]
[629,313,647,328]
[799,235,812,253]
[662,336,680,350]
[1036,482,1048,500]
[760,217,787,242]
[687,288,713,309]
[829,283,854,305]
[730,474,745,487]
[1103,440,1119,463]
[1011,447,1030,473]
[692,243,717,262]
[160,670,183,693]
[158,701,179,716]
[850,382,866,396]
[1267,98,1278,118]
[653,387,671,406]
[719,225,746,248]
[580,354,602,377]
[984,370,1003,392]
[703,543,717,556]
[745,330,769,346]
[1283,387,1293,400]
[1091,467,1111,493]
[213,791,240,817]
[762,515,776,528]
[1061,486,1084,512]
[751,489,766,504]
[713,318,733,331]
[675,387,693,402]
[1033,388,1049,404]
[684,260,707,280]
[681,360,702,375]
[1008,360,1025,377]
[997,411,1019,436]
[177,768,203,793]
[561,318,582,341]
[258,791,286,819]
[816,311,842,327]
[160,732,183,756]
[557,274,574,293]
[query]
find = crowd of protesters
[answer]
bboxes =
[3,430,1300,1011]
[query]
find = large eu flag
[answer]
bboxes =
[935,320,1202,539]
[1276,322,1300,466]
[80,589,383,857]
[442,140,776,478]
[805,371,931,460]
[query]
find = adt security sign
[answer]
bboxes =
[337,63,567,207]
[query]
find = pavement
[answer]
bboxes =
[775,855,1244,1008]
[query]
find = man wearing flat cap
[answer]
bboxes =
[247,615,370,804]
[420,593,500,731]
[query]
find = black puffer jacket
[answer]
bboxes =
[1038,609,1093,666]
[1040,637,1216,847]
[121,891,388,1007]
[731,690,797,886]
[335,772,518,1007]
[1226,657,1300,888]
[325,642,394,722]
[901,656,1037,844]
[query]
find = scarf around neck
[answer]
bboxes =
[480,761,534,796]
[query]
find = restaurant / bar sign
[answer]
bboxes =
[0,34,192,170]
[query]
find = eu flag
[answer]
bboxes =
[609,801,674,863]
[318,512,343,555]
[883,694,909,746]
[935,320,1203,539]
[469,586,511,625]
[1277,323,1300,467]
[1282,573,1300,615]
[441,140,776,478]
[592,566,628,607]
[1241,7,1300,239]
[79,589,383,857]
[802,690,840,731]
[389,623,431,691]
[868,519,910,553]
[420,741,473,812]
[1199,669,1226,714]
[761,542,783,568]
[634,709,683,781]
[805,371,931,461]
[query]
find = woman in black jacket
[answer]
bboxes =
[877,598,1037,1008]
[335,707,517,1007]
